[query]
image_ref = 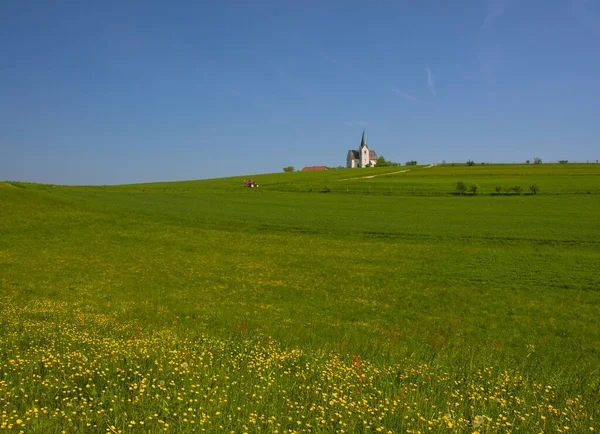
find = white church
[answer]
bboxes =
[346,131,378,168]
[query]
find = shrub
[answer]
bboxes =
[469,184,479,195]
[321,186,330,193]
[495,186,502,194]
[558,160,568,164]
[529,184,539,195]
[376,156,387,167]
[511,186,523,195]
[533,157,542,165]
[405,160,418,166]
[466,160,475,166]
[283,166,295,172]
[456,181,468,195]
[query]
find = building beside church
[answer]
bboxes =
[346,131,377,168]
[302,166,328,171]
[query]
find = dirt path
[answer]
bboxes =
[338,169,409,181]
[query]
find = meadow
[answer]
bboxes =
[1,163,599,433]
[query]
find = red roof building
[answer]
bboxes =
[301,166,328,171]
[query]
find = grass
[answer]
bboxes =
[1,164,599,432]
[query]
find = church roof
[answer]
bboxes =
[347,149,377,160]
[360,131,368,148]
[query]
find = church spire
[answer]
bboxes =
[360,130,368,148]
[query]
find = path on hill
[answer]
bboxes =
[338,169,409,181]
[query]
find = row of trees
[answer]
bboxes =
[456,182,539,195]
[375,156,417,167]
[465,157,543,166]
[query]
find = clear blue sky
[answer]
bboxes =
[1,0,599,185]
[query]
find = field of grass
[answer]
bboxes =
[1,163,599,432]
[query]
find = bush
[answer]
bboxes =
[533,157,542,165]
[321,186,330,193]
[469,184,479,195]
[405,160,418,166]
[495,186,503,194]
[558,160,568,164]
[456,181,468,195]
[526,160,530,164]
[510,186,523,195]
[376,156,388,167]
[283,166,295,172]
[529,184,539,195]
[466,160,475,166]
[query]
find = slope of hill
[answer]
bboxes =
[1,164,599,432]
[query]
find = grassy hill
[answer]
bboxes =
[1,164,599,432]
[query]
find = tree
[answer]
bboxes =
[405,160,418,166]
[469,183,479,195]
[526,160,530,164]
[466,160,475,166]
[529,184,539,195]
[533,157,542,165]
[456,181,467,195]
[282,166,295,172]
[375,156,387,167]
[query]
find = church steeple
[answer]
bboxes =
[360,130,368,149]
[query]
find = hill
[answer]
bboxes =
[1,164,599,432]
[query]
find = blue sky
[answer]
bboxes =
[1,0,599,185]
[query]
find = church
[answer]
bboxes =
[346,131,378,168]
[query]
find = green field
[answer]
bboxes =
[1,164,599,433]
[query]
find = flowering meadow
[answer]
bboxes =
[1,299,595,433]
[1,165,599,432]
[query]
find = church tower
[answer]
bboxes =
[360,131,369,167]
